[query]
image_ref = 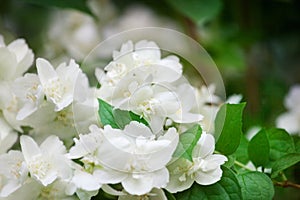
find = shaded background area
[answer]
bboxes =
[0,0,299,199]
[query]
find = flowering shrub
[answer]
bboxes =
[0,32,299,200]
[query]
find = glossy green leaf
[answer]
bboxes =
[237,171,274,200]
[215,103,246,155]
[248,129,270,167]
[267,128,295,165]
[164,189,176,200]
[174,167,242,200]
[173,124,202,161]
[234,135,249,164]
[98,99,119,128]
[294,136,300,153]
[271,153,300,178]
[98,99,149,129]
[166,0,222,24]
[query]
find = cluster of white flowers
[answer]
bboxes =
[276,85,300,135]
[0,35,230,199]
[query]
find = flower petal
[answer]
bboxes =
[122,173,154,195]
[72,170,101,191]
[36,58,57,85]
[40,135,66,155]
[192,133,215,159]
[194,166,223,185]
[20,135,41,162]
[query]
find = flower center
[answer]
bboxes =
[55,108,74,126]
[44,78,65,103]
[28,156,52,180]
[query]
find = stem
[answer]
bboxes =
[273,180,300,190]
[234,160,254,171]
[280,172,288,181]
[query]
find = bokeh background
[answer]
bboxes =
[0,0,299,199]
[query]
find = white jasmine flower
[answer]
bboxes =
[0,35,34,81]
[194,85,222,133]
[0,35,33,111]
[0,150,28,197]
[98,40,182,88]
[68,125,105,191]
[1,178,77,200]
[94,121,179,195]
[69,122,179,195]
[1,89,26,132]
[20,135,72,186]
[0,115,18,153]
[12,73,43,120]
[166,132,227,193]
[69,124,104,160]
[36,58,85,111]
[71,167,102,192]
[45,10,102,62]
[21,103,76,145]
[276,85,300,135]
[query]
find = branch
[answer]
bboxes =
[274,180,300,190]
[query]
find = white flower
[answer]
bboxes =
[1,178,77,200]
[94,121,179,195]
[0,150,28,197]
[0,115,18,154]
[98,40,182,88]
[45,10,102,61]
[69,125,103,160]
[71,167,102,192]
[69,122,179,195]
[68,125,104,191]
[21,103,76,145]
[0,35,33,111]
[72,121,177,196]
[20,135,72,186]
[166,132,227,193]
[0,35,33,81]
[194,85,222,133]
[36,58,85,111]
[276,85,300,135]
[12,73,43,120]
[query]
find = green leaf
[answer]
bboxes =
[98,99,119,129]
[267,128,295,165]
[164,189,176,200]
[128,112,149,127]
[23,0,93,16]
[166,0,222,24]
[110,109,132,129]
[215,103,246,155]
[271,153,300,178]
[294,136,300,153]
[234,135,249,164]
[248,129,270,167]
[247,128,295,168]
[237,172,274,200]
[173,125,202,161]
[98,99,149,129]
[174,167,242,200]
